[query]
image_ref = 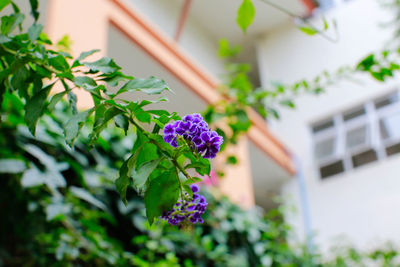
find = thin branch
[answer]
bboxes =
[258,0,340,43]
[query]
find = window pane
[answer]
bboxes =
[315,137,336,159]
[375,92,399,109]
[352,149,377,168]
[312,119,334,133]
[320,160,344,179]
[380,112,400,140]
[386,143,400,156]
[343,106,365,122]
[346,125,368,150]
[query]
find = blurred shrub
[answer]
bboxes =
[1,93,399,266]
[0,92,314,266]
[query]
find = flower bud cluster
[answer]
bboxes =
[161,184,208,226]
[163,113,223,159]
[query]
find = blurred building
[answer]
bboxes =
[34,0,399,251]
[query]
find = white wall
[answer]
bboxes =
[127,0,225,76]
[256,0,400,251]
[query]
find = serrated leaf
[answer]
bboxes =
[117,76,170,95]
[28,23,42,41]
[0,159,26,173]
[144,171,180,225]
[64,108,94,146]
[24,83,54,135]
[237,0,255,33]
[73,76,97,88]
[72,50,99,68]
[83,57,120,74]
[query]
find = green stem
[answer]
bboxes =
[127,115,195,182]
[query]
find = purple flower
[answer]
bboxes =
[162,113,223,159]
[190,184,199,193]
[196,131,223,159]
[160,184,208,226]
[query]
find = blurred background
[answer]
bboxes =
[2,0,400,266]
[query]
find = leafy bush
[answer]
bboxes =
[0,93,313,266]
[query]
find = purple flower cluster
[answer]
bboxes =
[161,184,208,226]
[163,113,223,159]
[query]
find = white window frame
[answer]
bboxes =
[312,89,400,179]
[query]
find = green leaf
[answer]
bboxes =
[10,65,30,93]
[48,91,69,110]
[357,54,375,71]
[89,106,124,144]
[134,108,151,123]
[137,143,158,168]
[48,54,69,72]
[0,34,10,43]
[184,151,211,176]
[72,49,100,68]
[226,155,238,165]
[218,39,241,58]
[236,0,255,33]
[21,167,43,187]
[70,186,107,211]
[144,171,180,225]
[132,158,161,192]
[64,108,94,146]
[68,91,77,114]
[0,159,26,173]
[73,76,97,89]
[280,99,295,109]
[100,71,132,87]
[323,17,329,30]
[114,114,129,134]
[83,57,120,74]
[185,160,211,176]
[115,149,141,204]
[29,0,39,21]
[117,76,171,95]
[298,26,318,35]
[0,0,11,12]
[24,83,54,135]
[182,177,202,185]
[1,13,24,35]
[28,23,43,41]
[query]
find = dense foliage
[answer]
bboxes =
[0,94,313,266]
[1,93,399,266]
